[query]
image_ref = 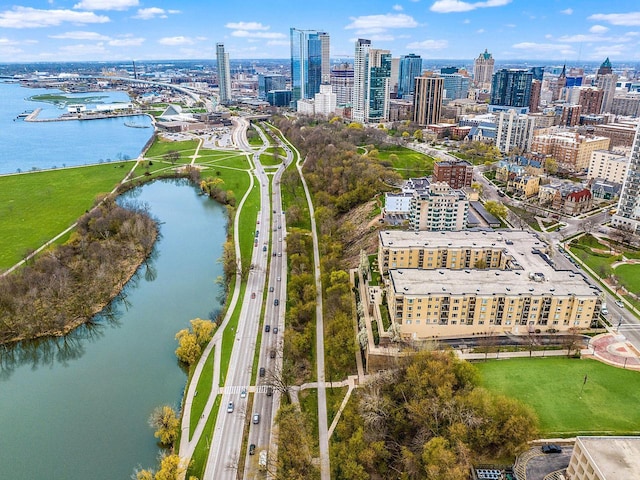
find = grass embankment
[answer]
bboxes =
[376,146,435,179]
[0,163,133,269]
[186,395,221,479]
[189,347,215,439]
[477,357,640,436]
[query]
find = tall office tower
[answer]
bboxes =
[258,74,286,99]
[397,53,422,99]
[352,39,371,123]
[578,88,604,115]
[390,57,400,95]
[413,75,444,126]
[612,124,640,234]
[216,43,231,104]
[367,48,392,122]
[290,28,329,104]
[490,69,533,108]
[529,79,541,113]
[596,58,618,114]
[472,49,494,89]
[553,64,567,101]
[529,66,544,82]
[330,63,354,106]
[440,73,470,101]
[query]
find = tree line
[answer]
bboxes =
[0,198,156,344]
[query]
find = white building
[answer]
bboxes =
[496,109,536,154]
[612,124,640,233]
[566,437,640,480]
[216,43,231,104]
[352,38,371,123]
[314,84,336,115]
[409,181,469,231]
[296,99,315,115]
[588,150,629,184]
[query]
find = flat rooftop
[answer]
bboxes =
[578,436,640,479]
[381,229,599,297]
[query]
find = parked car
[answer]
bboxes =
[542,444,562,454]
[249,444,256,455]
[227,402,234,413]
[252,413,260,424]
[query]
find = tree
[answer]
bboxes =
[163,150,180,165]
[190,318,215,346]
[148,405,180,446]
[154,454,185,480]
[413,129,423,141]
[544,157,558,175]
[471,181,483,196]
[175,329,201,365]
[561,327,583,357]
[484,200,507,219]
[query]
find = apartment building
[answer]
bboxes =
[587,150,629,184]
[566,437,640,480]
[379,230,601,339]
[433,159,473,189]
[531,130,610,172]
[408,182,469,231]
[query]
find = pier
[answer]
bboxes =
[24,108,144,122]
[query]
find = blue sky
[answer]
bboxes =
[0,0,639,62]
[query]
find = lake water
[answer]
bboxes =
[0,180,226,479]
[0,82,153,174]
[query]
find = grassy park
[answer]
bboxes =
[0,163,133,269]
[477,357,640,436]
[375,146,435,178]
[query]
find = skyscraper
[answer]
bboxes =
[397,54,422,99]
[440,73,470,101]
[473,49,494,89]
[258,74,286,100]
[290,28,329,104]
[330,63,354,106]
[596,58,617,114]
[612,124,640,234]
[351,40,391,123]
[413,75,444,126]
[352,38,371,123]
[490,69,533,109]
[216,43,231,104]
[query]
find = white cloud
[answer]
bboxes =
[74,0,138,11]
[49,31,109,40]
[0,7,109,28]
[392,4,403,11]
[463,18,471,24]
[590,25,609,34]
[266,40,290,47]
[345,14,418,32]
[231,30,285,39]
[512,42,575,55]
[430,0,511,13]
[476,28,485,33]
[225,21,270,31]
[405,39,448,50]
[560,8,573,15]
[158,36,195,46]
[108,37,144,47]
[589,12,640,26]
[557,32,633,43]
[133,8,170,20]
[59,43,108,56]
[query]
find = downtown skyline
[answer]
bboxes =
[0,1,640,62]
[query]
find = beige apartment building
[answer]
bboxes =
[587,150,629,184]
[379,230,601,339]
[566,436,640,480]
[531,130,610,172]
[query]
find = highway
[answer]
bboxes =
[203,118,291,479]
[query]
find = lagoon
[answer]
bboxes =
[0,180,226,479]
[0,82,153,175]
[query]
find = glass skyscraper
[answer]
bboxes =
[290,28,329,104]
[490,69,533,108]
[397,54,422,99]
[216,43,231,104]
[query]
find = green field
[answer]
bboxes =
[614,263,640,292]
[189,347,215,439]
[0,163,133,269]
[376,146,435,178]
[477,357,640,436]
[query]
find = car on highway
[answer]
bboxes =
[274,299,279,306]
[259,367,266,377]
[273,327,278,334]
[265,325,270,332]
[252,413,260,424]
[251,292,256,299]
[266,387,273,396]
[541,444,562,454]
[240,389,247,398]
[263,245,267,252]
[227,402,234,413]
[615,300,625,308]
[249,444,256,455]
[278,252,282,257]
[269,349,276,359]
[269,286,274,292]
[277,276,281,281]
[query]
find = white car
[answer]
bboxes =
[615,300,625,308]
[227,402,234,413]
[240,389,247,398]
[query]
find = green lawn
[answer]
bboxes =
[376,146,435,179]
[189,347,215,439]
[186,395,220,479]
[614,263,640,292]
[299,389,320,455]
[144,138,199,160]
[477,357,640,436]
[259,152,282,166]
[0,163,133,269]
